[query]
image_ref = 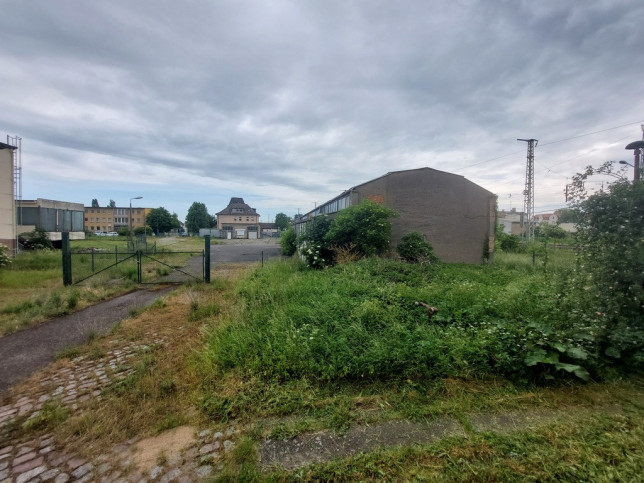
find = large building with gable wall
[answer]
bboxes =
[294,167,496,264]
[216,197,261,239]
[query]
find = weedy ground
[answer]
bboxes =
[2,250,643,481]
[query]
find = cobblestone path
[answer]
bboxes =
[0,336,238,482]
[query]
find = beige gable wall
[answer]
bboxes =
[0,148,15,250]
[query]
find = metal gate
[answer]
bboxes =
[62,234,212,286]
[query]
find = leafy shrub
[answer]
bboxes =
[117,227,130,237]
[19,228,53,250]
[397,232,438,263]
[134,226,153,236]
[535,223,567,240]
[495,231,523,252]
[0,243,11,268]
[280,227,297,256]
[325,200,396,257]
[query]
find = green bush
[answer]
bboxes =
[280,227,297,256]
[325,200,396,257]
[397,232,438,263]
[535,223,567,240]
[134,226,153,236]
[117,227,130,237]
[19,228,54,250]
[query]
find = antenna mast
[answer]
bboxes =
[517,138,538,240]
[7,135,22,255]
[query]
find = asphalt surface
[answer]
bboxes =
[0,288,174,395]
[210,241,282,264]
[0,241,283,396]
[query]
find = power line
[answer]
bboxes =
[537,121,644,147]
[455,119,644,172]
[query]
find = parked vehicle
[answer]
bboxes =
[94,231,106,236]
[106,232,119,237]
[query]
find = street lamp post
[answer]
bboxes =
[625,141,644,182]
[129,196,142,249]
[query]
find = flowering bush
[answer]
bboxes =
[0,243,11,268]
[299,241,330,269]
[297,216,334,268]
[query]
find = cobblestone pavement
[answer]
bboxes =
[0,336,238,482]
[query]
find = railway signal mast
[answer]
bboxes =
[518,138,538,240]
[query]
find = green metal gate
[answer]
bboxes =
[62,234,211,286]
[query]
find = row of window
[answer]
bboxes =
[221,226,258,231]
[84,217,142,223]
[87,209,143,214]
[312,195,350,217]
[232,216,256,222]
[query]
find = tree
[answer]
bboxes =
[146,207,175,234]
[108,199,116,208]
[91,199,99,208]
[325,200,397,257]
[280,227,297,256]
[171,212,181,230]
[275,212,291,231]
[565,161,644,369]
[556,208,582,224]
[185,202,211,234]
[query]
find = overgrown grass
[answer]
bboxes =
[269,409,643,481]
[205,251,582,384]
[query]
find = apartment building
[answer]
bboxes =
[84,206,148,232]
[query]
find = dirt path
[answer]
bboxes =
[0,287,174,395]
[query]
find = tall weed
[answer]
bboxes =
[207,255,590,383]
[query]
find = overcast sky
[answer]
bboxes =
[1,0,643,221]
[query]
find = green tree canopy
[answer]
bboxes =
[275,212,291,231]
[146,207,175,234]
[325,200,397,257]
[108,199,116,208]
[91,198,99,208]
[185,202,211,234]
[556,208,582,224]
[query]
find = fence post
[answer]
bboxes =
[62,232,72,286]
[204,236,211,283]
[137,250,142,283]
[91,247,95,272]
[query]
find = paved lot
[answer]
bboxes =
[210,241,282,265]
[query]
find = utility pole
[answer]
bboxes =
[518,138,538,240]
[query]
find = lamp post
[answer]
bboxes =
[129,196,142,248]
[625,141,644,182]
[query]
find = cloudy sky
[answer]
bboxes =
[1,0,643,221]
